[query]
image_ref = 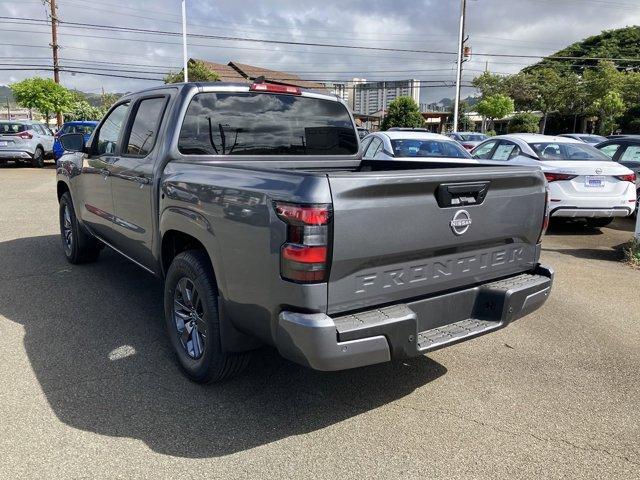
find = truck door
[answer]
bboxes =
[77,102,130,245]
[109,95,169,270]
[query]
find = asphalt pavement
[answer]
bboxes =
[0,165,639,479]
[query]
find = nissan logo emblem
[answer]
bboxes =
[595,168,603,175]
[450,210,472,236]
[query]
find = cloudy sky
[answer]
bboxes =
[1,0,639,103]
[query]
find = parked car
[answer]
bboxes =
[595,137,640,211]
[57,82,553,383]
[558,133,607,145]
[53,121,98,160]
[447,132,489,151]
[362,131,478,163]
[0,120,54,167]
[356,127,370,139]
[472,133,636,228]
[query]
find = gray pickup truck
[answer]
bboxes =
[56,82,553,383]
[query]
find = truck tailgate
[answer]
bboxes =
[326,166,546,314]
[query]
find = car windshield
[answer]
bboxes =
[459,134,487,142]
[0,123,27,134]
[61,124,96,135]
[579,135,606,144]
[529,142,610,161]
[390,139,471,158]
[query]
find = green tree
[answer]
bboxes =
[65,100,103,121]
[471,71,506,98]
[528,68,574,133]
[10,77,74,125]
[165,59,220,83]
[507,112,540,133]
[592,91,625,135]
[381,96,424,130]
[475,94,514,132]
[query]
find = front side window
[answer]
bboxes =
[529,142,610,161]
[95,103,130,156]
[124,97,167,157]
[178,92,358,156]
[472,140,497,159]
[390,139,470,158]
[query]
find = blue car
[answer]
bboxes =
[53,121,98,160]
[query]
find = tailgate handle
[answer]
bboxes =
[436,181,490,207]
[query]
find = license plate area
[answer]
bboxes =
[585,176,605,187]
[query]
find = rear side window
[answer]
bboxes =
[178,92,358,156]
[529,142,609,161]
[599,143,621,158]
[620,146,640,162]
[124,97,167,157]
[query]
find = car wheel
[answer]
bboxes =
[585,218,613,228]
[59,192,101,263]
[31,147,45,168]
[164,250,250,383]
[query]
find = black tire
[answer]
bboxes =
[59,192,101,263]
[164,250,250,383]
[31,146,45,168]
[585,218,613,228]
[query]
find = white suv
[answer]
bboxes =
[0,120,55,167]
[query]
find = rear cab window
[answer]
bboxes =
[178,92,358,156]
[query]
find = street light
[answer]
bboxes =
[182,0,188,82]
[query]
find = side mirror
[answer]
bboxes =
[59,133,86,153]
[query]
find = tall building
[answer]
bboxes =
[351,79,420,115]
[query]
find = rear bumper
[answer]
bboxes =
[550,206,632,218]
[0,150,32,160]
[276,265,554,371]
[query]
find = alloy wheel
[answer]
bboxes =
[62,205,73,253]
[173,277,207,359]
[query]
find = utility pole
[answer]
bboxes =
[452,0,467,133]
[181,0,189,82]
[46,0,63,127]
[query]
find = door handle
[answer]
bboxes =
[100,169,111,177]
[135,176,150,185]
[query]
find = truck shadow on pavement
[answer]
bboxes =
[0,235,446,458]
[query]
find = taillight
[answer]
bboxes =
[16,131,33,140]
[615,173,636,183]
[544,172,577,182]
[538,189,550,244]
[275,201,331,283]
[250,83,302,95]
[462,143,474,150]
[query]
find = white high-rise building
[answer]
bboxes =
[350,79,420,115]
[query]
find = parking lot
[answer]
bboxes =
[0,166,639,479]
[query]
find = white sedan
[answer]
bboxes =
[472,133,636,227]
[361,131,479,164]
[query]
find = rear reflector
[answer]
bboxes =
[615,173,636,183]
[250,83,302,95]
[544,172,577,182]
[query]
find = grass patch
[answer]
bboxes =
[623,238,640,269]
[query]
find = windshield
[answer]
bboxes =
[529,142,610,161]
[178,92,358,156]
[61,124,96,135]
[579,135,606,144]
[459,134,487,142]
[0,123,27,134]
[390,139,471,158]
